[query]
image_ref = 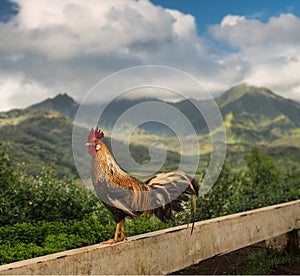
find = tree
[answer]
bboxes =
[196,162,237,220]
[244,148,280,189]
[231,148,283,211]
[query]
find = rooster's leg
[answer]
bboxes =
[100,222,121,245]
[114,221,121,241]
[100,220,127,244]
[119,218,127,241]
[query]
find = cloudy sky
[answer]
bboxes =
[0,0,300,111]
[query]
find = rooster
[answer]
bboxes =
[86,127,199,244]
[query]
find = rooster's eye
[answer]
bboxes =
[95,144,101,151]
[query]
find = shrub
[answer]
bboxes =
[0,161,103,226]
[0,143,299,265]
[0,216,115,265]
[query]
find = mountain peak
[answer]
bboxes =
[29,93,78,119]
[52,92,76,102]
[216,84,300,140]
[217,83,278,107]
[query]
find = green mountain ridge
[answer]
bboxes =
[219,84,300,126]
[217,84,300,144]
[29,93,79,119]
[0,109,181,178]
[0,109,76,177]
[24,84,300,142]
[0,83,299,177]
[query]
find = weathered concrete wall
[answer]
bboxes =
[1,200,299,275]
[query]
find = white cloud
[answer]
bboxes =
[3,0,176,59]
[220,15,246,27]
[0,1,300,111]
[1,0,219,110]
[0,75,52,111]
[210,13,300,49]
[245,54,300,93]
[209,13,300,100]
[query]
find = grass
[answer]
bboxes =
[173,242,299,275]
[242,246,297,275]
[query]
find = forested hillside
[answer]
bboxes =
[0,84,300,176]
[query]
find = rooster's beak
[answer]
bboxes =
[85,142,93,146]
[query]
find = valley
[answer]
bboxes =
[0,83,299,178]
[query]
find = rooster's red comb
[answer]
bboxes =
[87,127,104,143]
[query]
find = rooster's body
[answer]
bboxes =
[86,128,199,243]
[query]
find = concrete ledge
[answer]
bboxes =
[1,200,299,275]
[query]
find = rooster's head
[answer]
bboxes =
[86,127,104,156]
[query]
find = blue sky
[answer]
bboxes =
[150,0,300,52]
[151,0,300,30]
[0,0,299,110]
[0,0,18,22]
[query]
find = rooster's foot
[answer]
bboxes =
[100,239,118,245]
[100,237,127,245]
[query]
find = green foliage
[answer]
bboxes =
[229,148,299,213]
[196,163,237,220]
[0,143,16,191]
[0,109,77,178]
[0,166,101,226]
[0,164,117,265]
[196,148,300,220]
[244,147,280,188]
[126,215,172,236]
[0,143,299,266]
[0,143,116,228]
[0,216,115,265]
